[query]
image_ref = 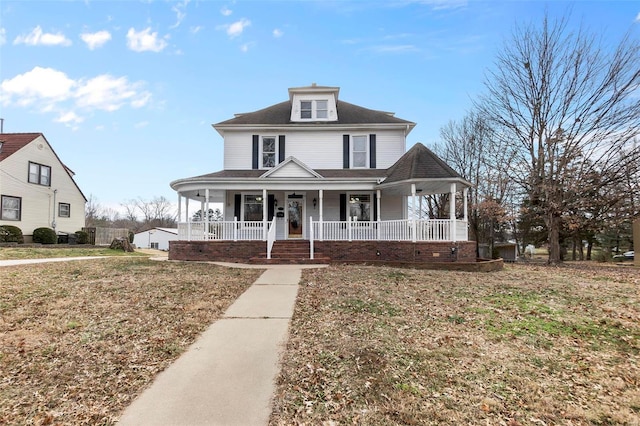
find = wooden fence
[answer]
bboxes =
[82,227,130,245]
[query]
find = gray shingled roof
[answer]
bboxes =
[383,143,463,183]
[215,100,414,126]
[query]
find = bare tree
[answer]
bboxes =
[437,111,517,256]
[479,14,640,264]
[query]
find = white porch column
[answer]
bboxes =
[411,184,417,243]
[376,189,381,240]
[205,189,210,240]
[177,192,182,222]
[262,189,267,241]
[319,189,324,241]
[463,187,469,222]
[450,183,457,242]
[185,197,189,223]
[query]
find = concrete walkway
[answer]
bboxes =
[118,264,325,426]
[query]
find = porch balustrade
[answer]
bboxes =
[177,218,468,242]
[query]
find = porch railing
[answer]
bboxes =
[177,218,468,242]
[177,219,263,241]
[311,218,464,242]
[266,217,277,259]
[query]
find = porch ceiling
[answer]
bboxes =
[377,177,472,196]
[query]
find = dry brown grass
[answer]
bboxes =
[0,258,261,425]
[271,263,640,426]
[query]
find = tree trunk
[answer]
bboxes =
[547,214,562,265]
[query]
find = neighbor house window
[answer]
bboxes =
[243,194,264,221]
[59,203,70,218]
[349,193,371,221]
[300,100,329,119]
[151,242,159,249]
[262,137,276,168]
[28,162,51,186]
[1,195,21,221]
[352,135,368,168]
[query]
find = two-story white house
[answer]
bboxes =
[169,84,474,264]
[0,133,87,242]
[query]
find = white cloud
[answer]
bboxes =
[273,28,283,38]
[1,66,152,127]
[170,0,190,29]
[0,28,5,45]
[13,25,72,46]
[240,43,250,52]
[221,6,232,16]
[190,25,203,34]
[55,111,84,126]
[75,74,150,111]
[636,12,640,22]
[126,27,168,52]
[134,121,149,128]
[219,18,250,38]
[80,30,112,50]
[0,67,75,107]
[368,44,419,53]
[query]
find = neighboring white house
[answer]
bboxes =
[133,227,178,250]
[0,133,87,241]
[171,84,472,243]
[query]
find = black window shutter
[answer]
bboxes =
[234,194,241,220]
[268,194,275,220]
[373,193,378,221]
[369,134,377,168]
[252,135,259,169]
[340,193,347,221]
[343,135,350,169]
[278,135,285,163]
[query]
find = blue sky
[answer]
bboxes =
[1,0,639,214]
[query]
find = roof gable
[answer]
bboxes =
[261,157,322,179]
[0,133,41,162]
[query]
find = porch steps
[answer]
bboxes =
[249,240,331,264]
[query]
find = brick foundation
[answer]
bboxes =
[169,240,476,263]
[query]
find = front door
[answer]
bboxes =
[287,198,303,238]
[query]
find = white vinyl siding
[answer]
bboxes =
[0,136,86,235]
[224,129,405,170]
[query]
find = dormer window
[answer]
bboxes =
[301,101,312,119]
[300,100,329,120]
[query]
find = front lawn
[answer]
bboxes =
[0,258,261,425]
[271,263,639,425]
[0,247,148,260]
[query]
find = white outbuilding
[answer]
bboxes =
[133,227,178,251]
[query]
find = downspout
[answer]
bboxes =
[51,189,57,232]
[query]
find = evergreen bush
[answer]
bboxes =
[33,227,58,244]
[0,225,24,243]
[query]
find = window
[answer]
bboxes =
[59,203,70,218]
[349,193,371,221]
[300,101,312,119]
[1,195,21,221]
[352,135,368,168]
[262,137,276,168]
[243,194,264,221]
[316,100,328,118]
[28,162,51,186]
[300,100,329,119]
[151,242,159,249]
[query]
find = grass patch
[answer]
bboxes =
[271,263,640,425]
[0,247,148,260]
[0,258,261,424]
